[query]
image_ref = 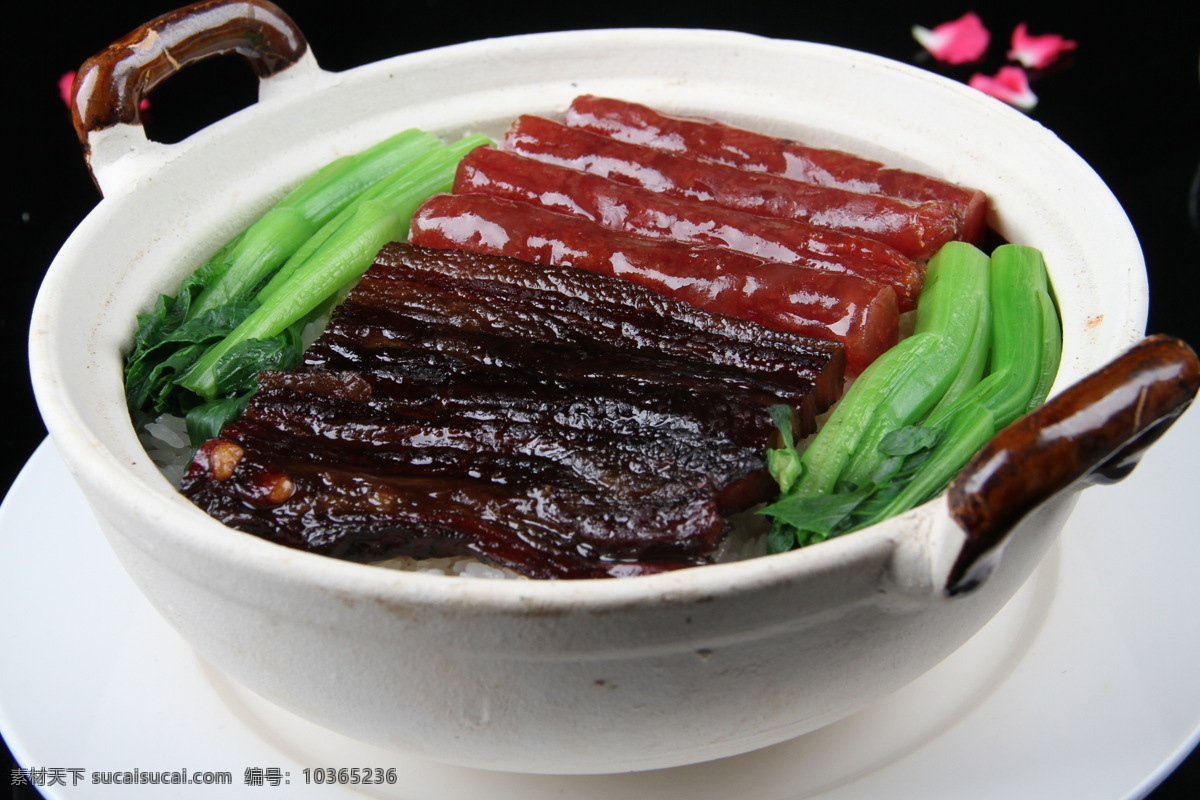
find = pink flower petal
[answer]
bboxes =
[1008,23,1077,69]
[913,12,991,65]
[58,71,76,107]
[968,66,1038,110]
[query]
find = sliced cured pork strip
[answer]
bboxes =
[409,191,897,375]
[503,114,961,263]
[565,95,988,247]
[181,244,843,579]
[455,145,924,311]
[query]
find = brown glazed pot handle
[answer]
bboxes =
[69,0,307,172]
[946,334,1200,595]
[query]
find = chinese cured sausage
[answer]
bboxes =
[564,95,988,247]
[180,244,844,579]
[453,145,924,311]
[408,192,899,375]
[502,114,961,263]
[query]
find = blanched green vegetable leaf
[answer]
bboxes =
[185,392,254,447]
[762,485,875,550]
[125,300,257,413]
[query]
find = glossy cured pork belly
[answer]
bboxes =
[181,243,844,579]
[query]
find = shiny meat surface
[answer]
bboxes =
[181,244,844,578]
[502,114,962,263]
[454,145,924,311]
[564,95,988,247]
[409,192,898,376]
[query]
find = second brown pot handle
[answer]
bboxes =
[69,0,308,173]
[946,334,1200,595]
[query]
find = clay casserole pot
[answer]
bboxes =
[29,0,1200,774]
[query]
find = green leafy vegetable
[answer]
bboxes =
[761,242,1060,550]
[782,241,991,499]
[123,128,492,445]
[176,134,491,405]
[186,129,442,321]
[765,405,804,494]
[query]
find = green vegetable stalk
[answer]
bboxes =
[785,242,991,499]
[178,133,491,404]
[186,129,442,321]
[124,129,492,445]
[761,242,1060,551]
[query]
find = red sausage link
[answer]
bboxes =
[455,145,924,311]
[409,192,898,375]
[503,115,961,263]
[565,95,988,246]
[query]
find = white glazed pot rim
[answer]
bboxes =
[30,25,1148,615]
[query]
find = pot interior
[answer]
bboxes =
[31,28,1147,601]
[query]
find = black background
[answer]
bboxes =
[5,2,1199,797]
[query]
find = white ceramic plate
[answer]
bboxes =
[2,401,1198,799]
